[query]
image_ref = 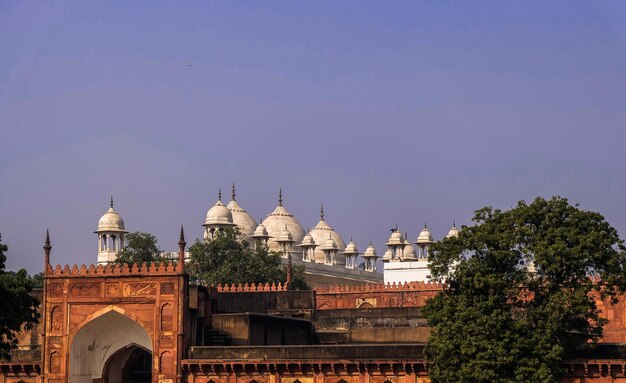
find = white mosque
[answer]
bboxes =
[94,186,459,286]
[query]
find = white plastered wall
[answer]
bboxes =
[69,310,152,383]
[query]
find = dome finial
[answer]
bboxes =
[231,182,236,201]
[110,195,114,209]
[453,219,456,227]
[218,188,222,202]
[278,188,283,206]
[424,221,427,228]
[320,204,325,221]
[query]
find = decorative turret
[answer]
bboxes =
[95,197,128,265]
[414,222,434,259]
[203,189,236,240]
[342,238,359,269]
[384,226,405,262]
[308,204,346,264]
[321,233,338,265]
[446,220,460,238]
[275,225,296,259]
[362,242,378,272]
[298,229,317,262]
[251,220,271,249]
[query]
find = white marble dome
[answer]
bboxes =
[252,222,269,238]
[416,224,433,244]
[386,230,404,245]
[95,199,127,233]
[403,242,417,260]
[262,192,305,252]
[300,231,316,247]
[227,199,257,238]
[309,214,346,264]
[205,198,234,226]
[343,240,359,255]
[447,222,460,238]
[363,243,377,258]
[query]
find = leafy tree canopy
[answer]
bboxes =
[423,196,626,383]
[115,231,165,265]
[0,234,40,360]
[187,227,309,290]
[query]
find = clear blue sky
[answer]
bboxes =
[2,1,626,272]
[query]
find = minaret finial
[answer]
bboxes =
[278,188,283,206]
[320,204,324,220]
[110,195,114,208]
[453,219,456,227]
[44,229,52,272]
[178,225,186,272]
[231,182,236,201]
[424,221,427,228]
[395,223,398,231]
[218,188,222,202]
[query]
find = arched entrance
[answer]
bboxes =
[69,309,152,383]
[103,345,151,383]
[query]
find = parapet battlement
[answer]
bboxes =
[314,281,445,294]
[45,261,182,278]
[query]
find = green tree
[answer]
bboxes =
[0,234,40,360]
[115,232,164,265]
[423,196,626,383]
[187,227,309,289]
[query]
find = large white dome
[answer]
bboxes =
[227,200,257,238]
[262,192,305,252]
[309,207,346,264]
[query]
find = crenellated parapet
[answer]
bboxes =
[215,282,287,292]
[315,281,444,310]
[314,281,444,294]
[46,261,180,277]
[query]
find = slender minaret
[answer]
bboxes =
[178,225,186,272]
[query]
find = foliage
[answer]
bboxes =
[423,196,626,383]
[115,232,165,265]
[0,234,40,360]
[187,227,309,289]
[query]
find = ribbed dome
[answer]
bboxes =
[262,191,305,252]
[227,199,257,237]
[95,199,127,233]
[309,206,346,264]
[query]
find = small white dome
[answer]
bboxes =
[95,198,127,233]
[403,242,417,260]
[299,232,316,247]
[386,230,404,245]
[416,224,433,244]
[382,248,393,261]
[447,222,460,238]
[252,222,269,238]
[363,244,377,258]
[343,240,359,255]
[322,234,337,250]
[204,196,235,226]
[276,226,294,243]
